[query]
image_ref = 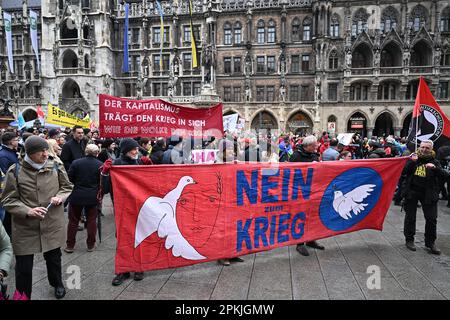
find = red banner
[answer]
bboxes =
[98,94,224,138]
[111,158,408,274]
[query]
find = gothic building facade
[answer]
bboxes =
[1,0,449,138]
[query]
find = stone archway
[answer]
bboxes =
[347,111,368,137]
[286,111,313,136]
[251,110,278,134]
[373,112,394,137]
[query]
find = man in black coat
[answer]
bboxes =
[289,135,325,256]
[150,138,166,164]
[402,140,447,255]
[65,144,103,253]
[60,125,86,173]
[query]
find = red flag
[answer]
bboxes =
[111,158,407,274]
[36,105,45,119]
[408,77,450,150]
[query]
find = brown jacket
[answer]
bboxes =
[0,158,73,256]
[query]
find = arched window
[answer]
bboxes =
[440,7,450,32]
[62,49,78,68]
[380,6,399,33]
[352,8,369,36]
[409,5,428,32]
[377,81,398,100]
[292,18,301,42]
[60,18,78,39]
[224,22,232,45]
[84,55,89,69]
[257,20,265,44]
[329,14,340,37]
[442,49,450,66]
[328,50,338,69]
[349,82,371,101]
[267,20,276,43]
[234,22,242,44]
[303,17,312,41]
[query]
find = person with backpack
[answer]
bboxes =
[0,136,73,299]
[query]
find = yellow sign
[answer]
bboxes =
[46,103,90,128]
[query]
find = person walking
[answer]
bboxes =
[289,135,325,256]
[402,140,447,255]
[65,144,103,253]
[1,136,73,299]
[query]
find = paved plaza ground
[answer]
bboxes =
[3,196,450,300]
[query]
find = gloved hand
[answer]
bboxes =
[101,159,113,175]
[140,156,153,165]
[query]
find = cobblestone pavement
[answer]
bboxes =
[3,196,450,300]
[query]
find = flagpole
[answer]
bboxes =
[415,109,419,152]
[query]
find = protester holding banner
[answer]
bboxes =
[162,136,184,164]
[289,135,325,256]
[105,138,146,285]
[402,140,446,255]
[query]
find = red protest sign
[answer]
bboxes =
[110,158,408,274]
[98,94,224,138]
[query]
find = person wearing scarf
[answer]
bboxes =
[401,140,447,255]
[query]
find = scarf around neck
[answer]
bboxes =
[24,154,48,170]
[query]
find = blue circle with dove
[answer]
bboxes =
[319,167,383,231]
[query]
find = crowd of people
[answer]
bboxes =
[0,124,448,299]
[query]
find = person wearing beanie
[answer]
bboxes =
[98,138,117,162]
[0,132,19,236]
[1,135,73,299]
[101,137,145,286]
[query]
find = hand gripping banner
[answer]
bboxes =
[111,158,408,274]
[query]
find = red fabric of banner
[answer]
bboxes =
[111,158,408,274]
[98,94,224,138]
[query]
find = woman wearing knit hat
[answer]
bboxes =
[1,136,73,299]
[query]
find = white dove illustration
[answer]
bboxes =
[332,184,376,220]
[134,176,206,260]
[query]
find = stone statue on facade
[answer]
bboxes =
[403,50,410,67]
[374,49,380,68]
[0,98,14,117]
[345,49,352,69]
[245,84,251,102]
[434,48,441,66]
[279,85,286,102]
[244,54,252,77]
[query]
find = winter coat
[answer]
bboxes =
[60,138,86,172]
[98,149,117,163]
[368,148,386,159]
[68,155,103,206]
[401,157,446,204]
[289,145,320,163]
[0,221,12,275]
[162,146,183,164]
[0,145,19,174]
[150,145,165,164]
[0,158,73,255]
